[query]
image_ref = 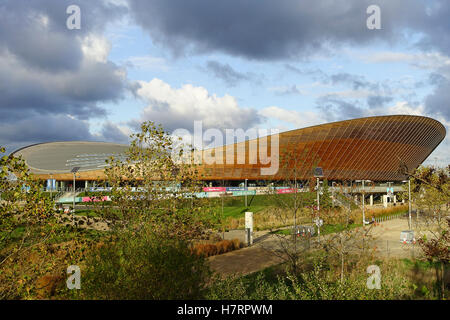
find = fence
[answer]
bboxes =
[374,212,405,224]
[375,239,420,259]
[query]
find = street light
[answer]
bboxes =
[356,179,371,226]
[245,179,248,208]
[314,167,324,243]
[403,179,412,230]
[49,173,53,201]
[71,167,80,222]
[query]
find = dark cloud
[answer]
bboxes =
[99,122,130,145]
[0,56,125,121]
[330,73,375,90]
[1,116,130,154]
[205,60,254,86]
[0,0,127,72]
[316,95,365,122]
[425,77,450,120]
[0,114,94,153]
[0,0,129,150]
[127,0,446,60]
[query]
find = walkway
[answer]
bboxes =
[208,218,423,277]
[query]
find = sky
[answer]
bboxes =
[0,0,449,166]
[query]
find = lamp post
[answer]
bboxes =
[403,179,412,230]
[408,178,412,229]
[313,167,323,243]
[71,167,80,222]
[49,173,53,200]
[245,178,248,208]
[356,180,371,226]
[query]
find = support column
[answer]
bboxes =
[370,194,373,206]
[383,195,388,208]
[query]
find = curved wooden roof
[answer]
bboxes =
[198,115,446,181]
[14,115,446,182]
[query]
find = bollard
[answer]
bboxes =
[245,212,253,246]
[245,228,252,246]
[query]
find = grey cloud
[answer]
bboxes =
[316,95,365,122]
[367,95,393,108]
[330,73,375,90]
[99,122,130,145]
[127,0,441,60]
[0,52,125,122]
[0,0,127,72]
[131,105,263,133]
[205,60,255,86]
[0,115,94,154]
[425,77,450,120]
[284,64,327,82]
[2,117,131,154]
[274,85,303,96]
[0,0,129,150]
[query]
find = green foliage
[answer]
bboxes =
[207,257,415,300]
[99,121,212,239]
[320,179,333,209]
[80,226,211,299]
[0,146,55,251]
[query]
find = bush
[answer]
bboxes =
[192,239,242,257]
[80,227,211,299]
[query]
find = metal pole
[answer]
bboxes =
[50,174,53,200]
[362,180,365,226]
[408,179,412,230]
[245,179,248,207]
[73,173,76,218]
[317,177,320,243]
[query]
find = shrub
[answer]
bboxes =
[192,239,242,257]
[80,227,210,299]
[231,238,241,250]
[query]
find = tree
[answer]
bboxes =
[399,163,449,299]
[260,148,317,274]
[321,180,376,283]
[77,122,213,299]
[101,121,210,240]
[0,146,55,299]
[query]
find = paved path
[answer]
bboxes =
[208,218,424,277]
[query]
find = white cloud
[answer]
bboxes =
[319,89,374,99]
[362,51,450,70]
[81,35,112,63]
[127,56,169,71]
[134,78,262,131]
[259,106,325,129]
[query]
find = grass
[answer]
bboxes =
[271,223,362,236]
[73,209,100,218]
[213,205,266,219]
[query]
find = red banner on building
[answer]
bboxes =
[203,187,226,192]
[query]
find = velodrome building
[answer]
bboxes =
[12,115,446,191]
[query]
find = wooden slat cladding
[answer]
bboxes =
[198,115,446,182]
[35,115,445,182]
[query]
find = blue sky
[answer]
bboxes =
[0,0,448,166]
